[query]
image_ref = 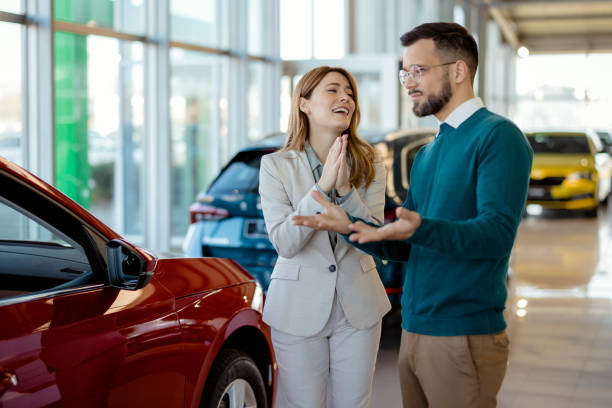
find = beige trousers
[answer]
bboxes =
[271,293,382,408]
[398,329,509,408]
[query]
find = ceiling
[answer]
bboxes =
[486,0,612,54]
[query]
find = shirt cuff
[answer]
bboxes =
[335,186,355,204]
[314,182,332,201]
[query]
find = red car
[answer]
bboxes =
[0,157,276,407]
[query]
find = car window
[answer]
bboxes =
[0,197,93,301]
[207,150,266,195]
[596,131,612,147]
[526,134,591,154]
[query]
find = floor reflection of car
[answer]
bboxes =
[525,130,612,216]
[183,129,435,304]
[0,157,275,408]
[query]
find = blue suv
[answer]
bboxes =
[183,129,435,304]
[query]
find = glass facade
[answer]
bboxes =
[54,0,144,35]
[54,33,144,234]
[248,62,265,141]
[3,0,279,251]
[248,0,264,55]
[0,22,22,165]
[0,1,22,14]
[170,0,225,48]
[170,49,226,237]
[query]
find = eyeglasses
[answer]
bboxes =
[399,62,456,86]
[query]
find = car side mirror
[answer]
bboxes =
[106,239,153,290]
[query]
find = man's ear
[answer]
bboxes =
[453,60,470,84]
[299,97,310,114]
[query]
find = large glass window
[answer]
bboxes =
[54,0,144,35]
[170,0,225,48]
[54,33,144,237]
[248,0,264,55]
[280,0,312,60]
[280,0,344,60]
[0,22,22,165]
[0,1,22,13]
[248,62,265,141]
[352,72,381,131]
[312,0,344,59]
[170,49,226,237]
[3,0,281,253]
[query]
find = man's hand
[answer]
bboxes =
[348,207,422,243]
[292,190,352,234]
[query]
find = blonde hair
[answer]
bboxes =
[282,66,376,189]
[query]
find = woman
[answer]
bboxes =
[259,66,390,408]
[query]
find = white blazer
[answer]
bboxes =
[259,148,391,337]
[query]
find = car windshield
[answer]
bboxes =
[207,150,266,195]
[526,134,591,154]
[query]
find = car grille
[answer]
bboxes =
[528,187,594,202]
[530,177,565,186]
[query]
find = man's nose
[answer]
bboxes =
[405,80,418,91]
[404,77,418,89]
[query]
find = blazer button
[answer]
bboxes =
[328,265,336,272]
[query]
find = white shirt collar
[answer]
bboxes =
[437,97,484,130]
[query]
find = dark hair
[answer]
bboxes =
[400,22,478,84]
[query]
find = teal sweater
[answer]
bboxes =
[348,108,533,336]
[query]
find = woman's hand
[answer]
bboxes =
[335,134,351,196]
[317,137,343,194]
[292,191,352,234]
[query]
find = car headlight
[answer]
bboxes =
[566,171,593,181]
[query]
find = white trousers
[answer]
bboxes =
[271,293,382,408]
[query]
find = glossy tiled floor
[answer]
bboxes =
[371,205,612,407]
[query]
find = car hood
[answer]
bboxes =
[532,154,595,171]
[152,257,254,298]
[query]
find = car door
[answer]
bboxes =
[0,171,183,407]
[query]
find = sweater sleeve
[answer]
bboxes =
[407,121,533,259]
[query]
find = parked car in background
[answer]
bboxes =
[0,157,275,408]
[183,129,436,304]
[525,130,612,216]
[593,128,612,154]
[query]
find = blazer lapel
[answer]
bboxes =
[333,232,349,260]
[292,149,338,262]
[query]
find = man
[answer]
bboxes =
[292,22,533,408]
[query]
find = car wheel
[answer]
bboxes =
[201,349,267,408]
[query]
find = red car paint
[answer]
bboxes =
[0,157,276,407]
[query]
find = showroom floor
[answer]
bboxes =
[371,205,612,407]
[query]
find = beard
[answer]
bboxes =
[411,74,453,117]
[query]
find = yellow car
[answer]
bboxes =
[525,131,612,215]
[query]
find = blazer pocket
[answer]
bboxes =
[359,255,377,273]
[271,263,300,280]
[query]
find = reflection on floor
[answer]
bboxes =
[371,205,612,408]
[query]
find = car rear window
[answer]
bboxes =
[207,150,269,195]
[526,134,591,154]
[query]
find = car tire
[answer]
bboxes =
[201,349,267,408]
